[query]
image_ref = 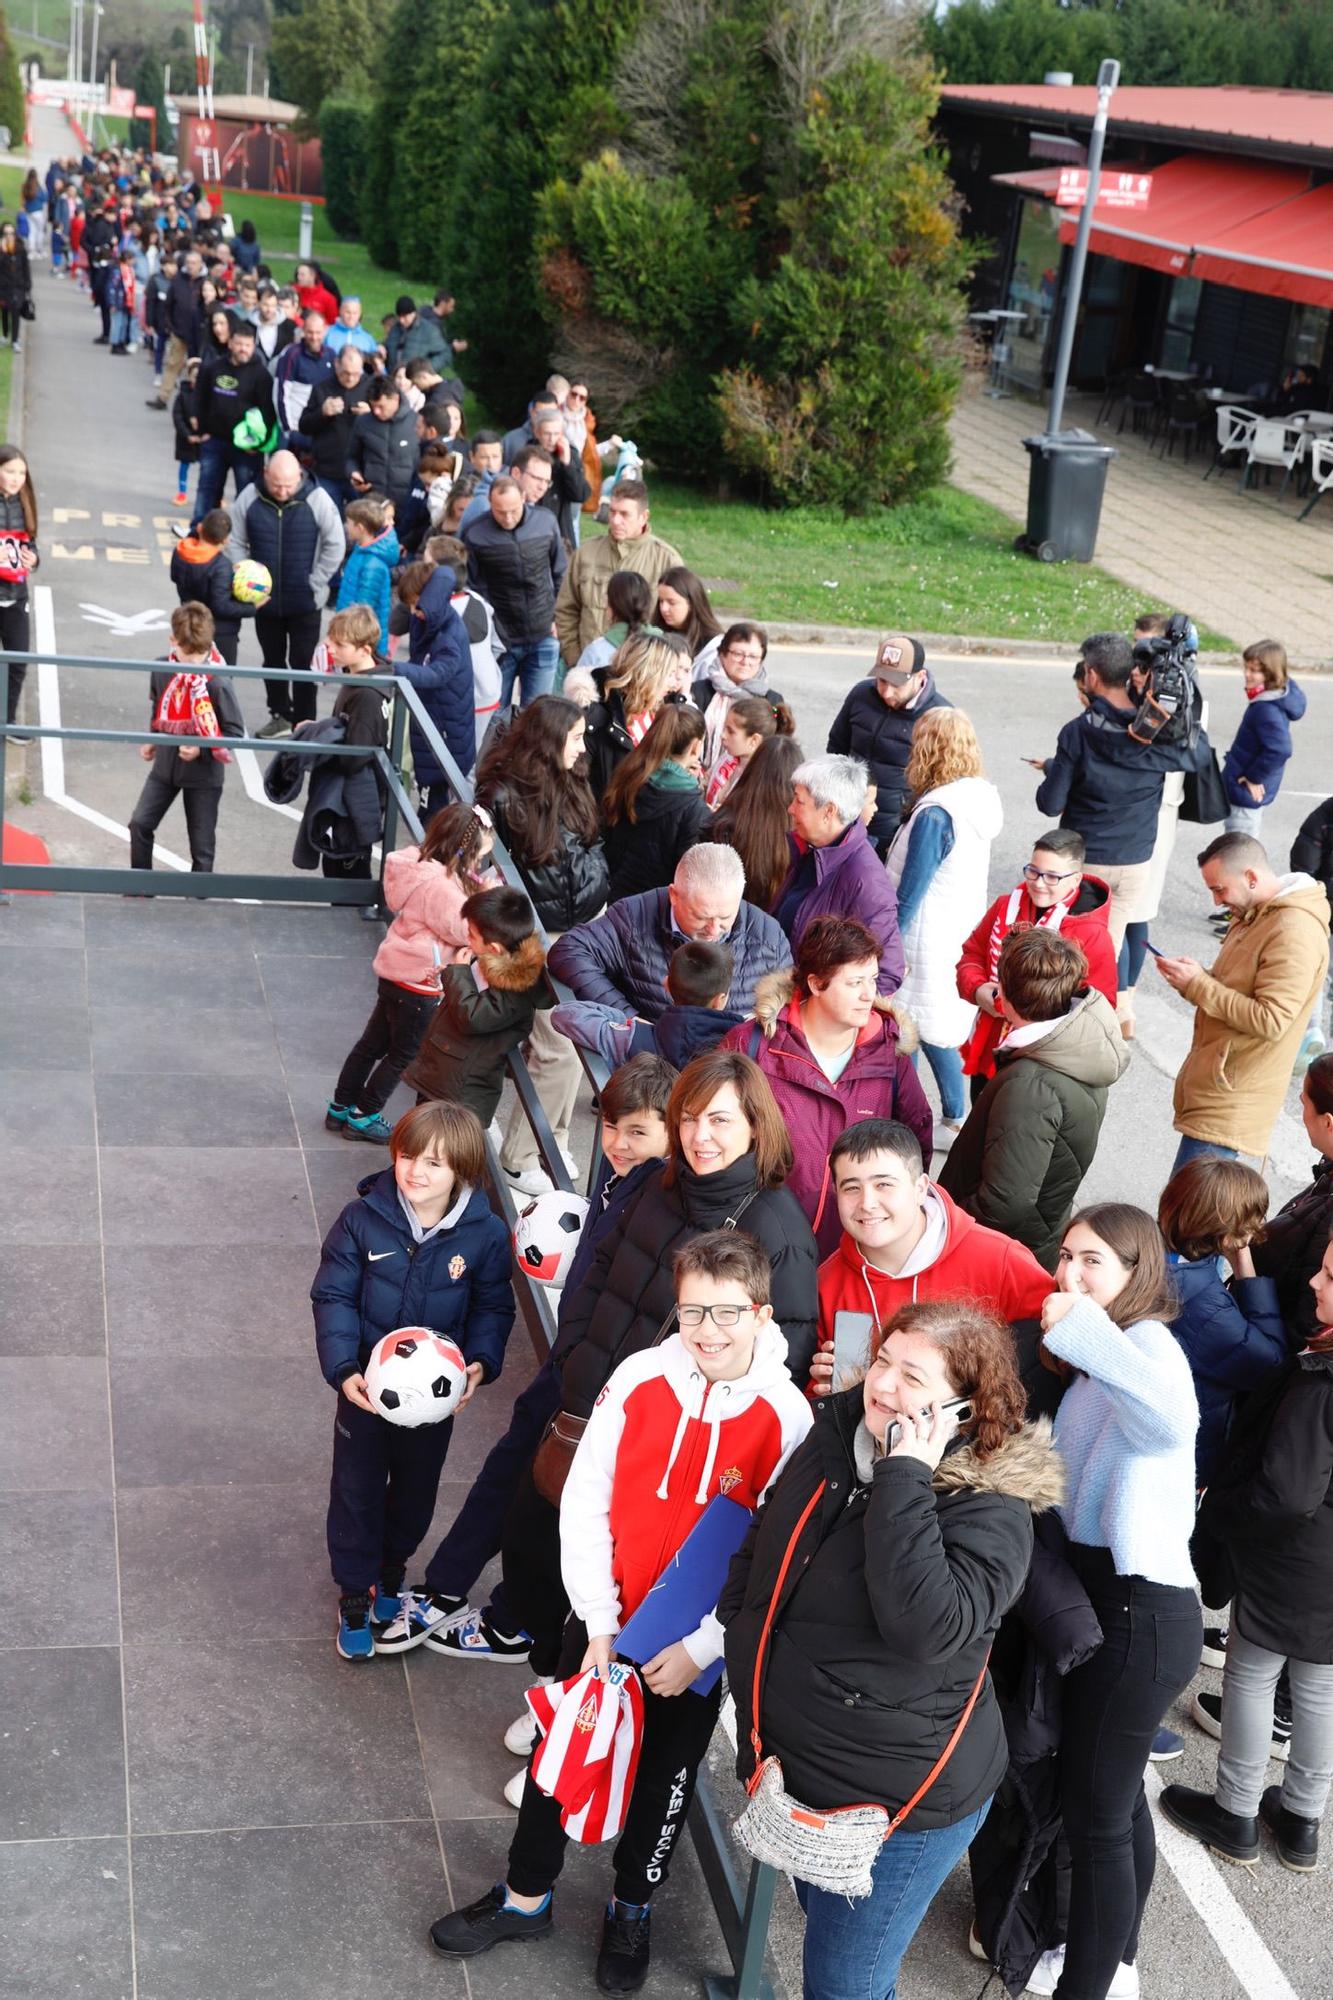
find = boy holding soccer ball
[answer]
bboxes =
[311,1100,515,1661]
[169,506,269,664]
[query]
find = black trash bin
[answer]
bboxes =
[1020,429,1117,563]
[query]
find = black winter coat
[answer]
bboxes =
[0,242,31,310]
[194,350,276,443]
[827,674,952,848]
[552,1151,819,1410]
[172,379,201,466]
[719,1389,1059,1831]
[1251,1157,1333,1350]
[462,505,566,647]
[403,933,550,1124]
[481,781,608,936]
[298,380,372,479]
[1035,697,1198,866]
[346,405,420,508]
[1198,1348,1333,1661]
[603,776,712,904]
[1292,797,1333,913]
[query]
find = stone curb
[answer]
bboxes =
[766,620,1329,672]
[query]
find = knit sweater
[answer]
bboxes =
[1046,1294,1199,1587]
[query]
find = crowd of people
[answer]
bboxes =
[9,140,1333,2000]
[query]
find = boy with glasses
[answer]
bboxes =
[429,1228,811,1993]
[957,828,1117,1096]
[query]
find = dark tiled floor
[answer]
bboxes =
[0,894,739,2000]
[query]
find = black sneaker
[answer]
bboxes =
[1191,1688,1290,1761]
[430,1884,553,1958]
[1159,1784,1259,1865]
[1200,1624,1229,1670]
[427,1609,532,1661]
[1260,1783,1320,1872]
[597,1901,652,1995]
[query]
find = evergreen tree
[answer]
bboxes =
[0,8,24,151]
[130,52,170,153]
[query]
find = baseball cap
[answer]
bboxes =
[873,634,925,684]
[395,294,417,316]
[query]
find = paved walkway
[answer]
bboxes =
[950,383,1333,657]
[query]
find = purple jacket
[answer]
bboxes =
[722,975,933,1256]
[774,818,904,995]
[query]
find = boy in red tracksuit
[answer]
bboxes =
[430,1229,811,1993]
[811,1118,1050,1399]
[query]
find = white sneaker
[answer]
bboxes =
[559,1147,579,1182]
[504,1708,540,1757]
[1027,1945,1139,1998]
[932,1121,964,1154]
[506,1165,553,1197]
[486,1119,504,1151]
[503,1766,526,1808]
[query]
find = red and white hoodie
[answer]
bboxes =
[560,1324,811,1671]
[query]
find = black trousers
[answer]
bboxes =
[256,607,323,724]
[2,597,29,722]
[499,1462,571,1676]
[326,1395,456,1593]
[1056,1544,1202,2000]
[336,978,438,1114]
[128,772,221,872]
[91,263,111,337]
[506,1616,722,1907]
[0,304,19,342]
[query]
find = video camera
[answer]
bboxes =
[1129,611,1199,748]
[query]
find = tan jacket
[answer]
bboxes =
[553,526,683,665]
[1174,874,1330,1156]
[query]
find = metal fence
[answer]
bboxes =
[0,647,780,2000]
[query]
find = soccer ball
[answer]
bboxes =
[364,1326,467,1428]
[513,1190,590,1287]
[232,559,272,605]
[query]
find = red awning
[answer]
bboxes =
[1190,181,1333,309]
[1054,153,1310,274]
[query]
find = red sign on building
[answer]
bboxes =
[1055,167,1154,210]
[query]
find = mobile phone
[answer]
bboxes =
[886,1395,974,1452]
[1144,940,1164,957]
[832,1310,875,1387]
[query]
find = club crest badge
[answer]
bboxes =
[449,1255,466,1280]
[717,1466,742,1496]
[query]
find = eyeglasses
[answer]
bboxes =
[678,1304,756,1329]
[567,389,588,403]
[1023,865,1078,887]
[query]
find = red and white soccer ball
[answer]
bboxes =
[512,1190,590,1287]
[365,1327,468,1427]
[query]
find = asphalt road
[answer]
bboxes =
[7,225,1331,2000]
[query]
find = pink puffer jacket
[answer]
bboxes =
[372,846,496,993]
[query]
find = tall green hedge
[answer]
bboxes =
[320,98,371,240]
[0,9,23,151]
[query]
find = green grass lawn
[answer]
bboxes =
[220,192,421,329]
[633,480,1233,648]
[0,164,25,428]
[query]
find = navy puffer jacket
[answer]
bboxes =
[548,886,791,1021]
[396,567,477,784]
[311,1168,514,1387]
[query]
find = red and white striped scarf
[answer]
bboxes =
[154,644,232,763]
[983,883,1074,983]
[527,1663,645,1843]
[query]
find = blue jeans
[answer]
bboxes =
[796,1798,990,2000]
[111,307,132,346]
[499,635,558,710]
[423,1360,561,1612]
[914,1041,965,1123]
[1171,1134,1239,1175]
[193,439,261,527]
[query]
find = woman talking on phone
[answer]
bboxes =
[721,1300,1063,2000]
[1030,1205,1201,1999]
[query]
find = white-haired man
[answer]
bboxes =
[773,755,903,994]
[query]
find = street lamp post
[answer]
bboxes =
[1047,58,1120,435]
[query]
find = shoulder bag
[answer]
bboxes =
[531,1188,760,1506]
[1179,738,1228,825]
[733,1477,990,1898]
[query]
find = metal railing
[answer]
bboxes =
[0,646,780,2000]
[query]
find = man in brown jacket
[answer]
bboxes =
[553,478,682,667]
[1157,831,1330,1171]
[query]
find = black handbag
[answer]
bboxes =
[1180,741,1228,825]
[19,296,34,322]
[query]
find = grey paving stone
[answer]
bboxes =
[83,895,252,952]
[0,1836,132,2000]
[258,949,378,1011]
[0,1649,126,1838]
[0,998,91,1071]
[88,945,266,1012]
[98,1146,315,1246]
[305,1144,379,1239]
[287,1069,418,1149]
[0,1068,95,1145]
[124,1639,432,1834]
[110,1356,328,1490]
[0,1358,112,1493]
[0,1245,105,1355]
[247,901,373,956]
[0,1146,101,1244]
[0,892,86,946]
[408,1649,531,1821]
[0,942,89,1005]
[90,1002,282,1078]
[0,1492,120,1647]
[117,1480,330,1642]
[441,1815,729,1999]
[131,1821,462,2000]
[93,1072,297,1148]
[105,1242,314,1358]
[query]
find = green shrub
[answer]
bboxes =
[0,9,23,150]
[320,98,371,241]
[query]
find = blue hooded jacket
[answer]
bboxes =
[311,1167,514,1388]
[1223,682,1306,808]
[337,525,401,639]
[395,566,477,785]
[1167,1252,1288,1485]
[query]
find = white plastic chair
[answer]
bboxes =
[1202,404,1256,481]
[1299,435,1333,522]
[1241,417,1304,497]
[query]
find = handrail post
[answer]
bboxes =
[378,684,410,910]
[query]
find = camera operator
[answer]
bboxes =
[1035,630,1199,968]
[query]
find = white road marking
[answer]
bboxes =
[233,745,303,822]
[34,584,190,870]
[1146,1766,1301,2000]
[77,601,170,637]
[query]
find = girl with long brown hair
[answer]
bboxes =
[0,444,39,735]
[710,734,803,911]
[602,702,710,902]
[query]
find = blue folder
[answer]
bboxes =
[615,1495,753,1695]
